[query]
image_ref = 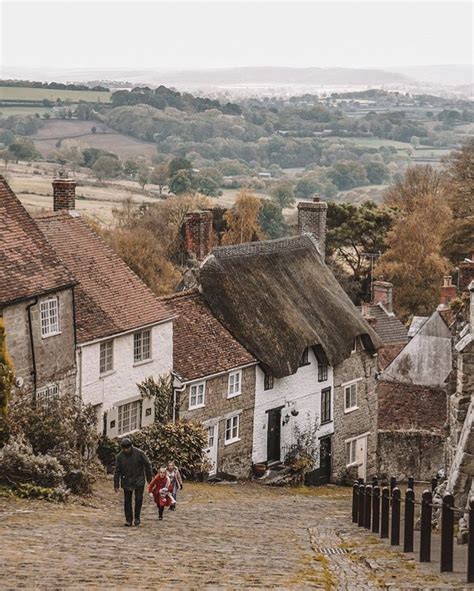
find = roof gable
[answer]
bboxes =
[200,234,382,378]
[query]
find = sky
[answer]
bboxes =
[1,0,472,72]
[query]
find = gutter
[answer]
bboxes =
[26,297,38,398]
[76,316,175,347]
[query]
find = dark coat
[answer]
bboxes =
[114,446,152,490]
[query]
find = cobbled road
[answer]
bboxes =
[0,477,468,590]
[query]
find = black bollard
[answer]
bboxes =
[440,492,454,572]
[372,476,379,487]
[352,481,359,523]
[431,477,438,492]
[391,487,401,546]
[365,485,372,530]
[381,486,389,539]
[468,498,474,584]
[358,482,365,527]
[390,476,397,494]
[403,488,415,553]
[372,485,380,534]
[420,490,432,562]
[407,476,414,490]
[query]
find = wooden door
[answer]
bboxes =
[267,408,282,463]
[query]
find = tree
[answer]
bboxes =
[258,199,287,239]
[0,149,11,169]
[92,155,122,180]
[328,161,368,190]
[8,139,40,163]
[137,162,150,189]
[168,168,195,195]
[123,159,139,178]
[222,189,265,245]
[168,157,192,178]
[376,166,452,318]
[364,160,389,184]
[271,181,295,209]
[195,173,220,197]
[410,136,420,150]
[150,163,169,194]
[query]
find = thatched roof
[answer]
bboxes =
[200,234,382,378]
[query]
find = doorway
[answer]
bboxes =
[203,422,218,475]
[306,435,332,486]
[267,407,282,463]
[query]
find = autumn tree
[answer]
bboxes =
[221,189,265,245]
[376,166,452,318]
[150,163,169,194]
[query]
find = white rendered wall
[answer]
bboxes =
[252,347,334,465]
[78,321,173,419]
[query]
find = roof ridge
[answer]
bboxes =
[160,288,200,301]
[211,233,319,260]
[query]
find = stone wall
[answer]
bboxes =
[332,343,378,483]
[377,430,445,481]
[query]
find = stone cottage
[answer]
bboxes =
[0,176,77,402]
[36,178,174,436]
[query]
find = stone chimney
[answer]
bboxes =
[440,275,457,307]
[183,210,213,261]
[373,280,393,313]
[52,176,76,211]
[297,196,328,259]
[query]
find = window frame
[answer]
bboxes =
[318,361,328,382]
[118,399,141,435]
[298,347,310,367]
[264,371,274,391]
[344,381,359,413]
[320,387,332,424]
[99,339,114,375]
[227,370,242,398]
[40,296,60,338]
[133,329,152,364]
[345,439,357,467]
[36,383,59,409]
[189,381,205,410]
[224,413,240,445]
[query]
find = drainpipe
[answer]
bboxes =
[171,371,186,423]
[26,297,38,399]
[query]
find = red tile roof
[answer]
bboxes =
[36,211,172,343]
[0,176,75,307]
[163,289,256,382]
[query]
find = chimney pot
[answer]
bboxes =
[52,178,76,211]
[440,275,457,307]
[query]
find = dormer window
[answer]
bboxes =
[299,347,310,367]
[264,371,274,390]
[228,370,242,398]
[318,362,328,382]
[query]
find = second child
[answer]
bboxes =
[148,467,176,520]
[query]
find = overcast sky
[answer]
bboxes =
[1,1,472,72]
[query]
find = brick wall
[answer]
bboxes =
[52,179,76,211]
[179,365,256,478]
[183,211,213,261]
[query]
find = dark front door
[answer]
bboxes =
[306,436,332,486]
[267,408,282,463]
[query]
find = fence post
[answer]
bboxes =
[391,487,401,546]
[372,476,378,487]
[407,476,414,490]
[358,482,365,527]
[420,489,432,562]
[440,492,454,572]
[381,486,389,539]
[352,481,359,523]
[390,476,397,495]
[431,477,438,493]
[372,485,380,534]
[468,497,474,584]
[364,485,372,530]
[403,488,415,553]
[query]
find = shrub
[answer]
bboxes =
[284,416,320,483]
[14,483,69,502]
[138,375,173,424]
[97,435,120,472]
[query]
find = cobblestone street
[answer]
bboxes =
[0,478,470,590]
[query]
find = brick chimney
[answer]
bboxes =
[440,275,457,307]
[52,176,76,211]
[297,196,328,259]
[373,280,393,313]
[183,210,213,261]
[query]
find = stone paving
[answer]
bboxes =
[0,477,471,590]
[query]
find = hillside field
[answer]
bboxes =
[0,86,111,103]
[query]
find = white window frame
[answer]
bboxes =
[189,382,205,410]
[133,329,152,364]
[118,399,141,435]
[40,296,60,338]
[320,387,332,424]
[227,370,242,398]
[36,383,59,409]
[224,413,240,445]
[343,379,360,413]
[351,338,358,354]
[345,439,358,467]
[99,339,114,375]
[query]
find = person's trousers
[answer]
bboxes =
[158,504,164,518]
[123,485,144,523]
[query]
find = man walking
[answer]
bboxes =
[114,438,152,526]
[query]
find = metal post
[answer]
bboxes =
[431,477,438,493]
[390,476,397,495]
[372,485,380,534]
[440,492,454,572]
[365,485,372,530]
[407,476,414,490]
[403,488,415,553]
[391,487,401,546]
[352,481,359,523]
[468,498,474,584]
[420,490,432,562]
[358,482,365,527]
[372,476,378,487]
[381,486,389,539]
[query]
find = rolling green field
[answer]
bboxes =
[0,86,111,103]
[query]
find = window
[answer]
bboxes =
[40,297,60,337]
[99,340,114,374]
[118,400,141,435]
[318,362,328,382]
[321,387,332,423]
[346,440,357,466]
[298,347,309,367]
[207,425,215,448]
[228,370,241,398]
[344,382,358,412]
[134,329,151,363]
[264,372,274,390]
[225,414,240,444]
[36,384,58,408]
[189,382,205,409]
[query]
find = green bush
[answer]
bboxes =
[14,483,68,502]
[97,435,120,472]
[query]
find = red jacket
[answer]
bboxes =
[148,474,173,507]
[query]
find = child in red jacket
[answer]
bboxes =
[148,467,176,520]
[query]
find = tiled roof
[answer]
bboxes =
[360,303,408,346]
[36,211,172,343]
[0,176,75,307]
[163,289,256,382]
